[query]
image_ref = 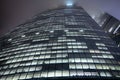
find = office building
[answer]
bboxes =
[0,6,120,80]
[96,13,120,47]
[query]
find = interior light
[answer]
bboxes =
[22,35,26,37]
[108,27,113,33]
[80,29,84,32]
[35,32,40,35]
[8,38,12,41]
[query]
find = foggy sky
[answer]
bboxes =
[0,0,120,35]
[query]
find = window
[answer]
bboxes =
[13,74,20,80]
[84,72,91,76]
[106,72,112,77]
[26,73,33,79]
[100,72,106,77]
[29,67,36,71]
[82,64,89,69]
[96,64,102,69]
[69,64,76,69]
[76,64,82,69]
[63,70,69,76]
[6,75,14,80]
[48,71,54,77]
[34,72,41,78]
[55,70,62,77]
[10,69,16,74]
[41,71,47,77]
[81,58,87,63]
[19,73,27,79]
[23,67,29,72]
[74,58,80,62]
[91,72,99,76]
[89,64,96,69]
[70,70,77,76]
[4,70,10,75]
[77,70,84,76]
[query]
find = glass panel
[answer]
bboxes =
[77,70,84,76]
[70,70,77,76]
[84,72,91,76]
[48,71,55,77]
[55,70,62,77]
[34,72,41,78]
[26,73,33,79]
[41,71,47,77]
[62,70,69,76]
[19,73,27,79]
[69,64,76,69]
[13,74,20,80]
[6,75,13,80]
[100,72,106,77]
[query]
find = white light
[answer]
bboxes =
[22,35,26,37]
[8,38,12,41]
[50,31,54,33]
[113,25,120,34]
[79,29,84,32]
[35,32,40,35]
[66,2,73,7]
[108,27,113,33]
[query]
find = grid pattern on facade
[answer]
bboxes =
[0,7,120,80]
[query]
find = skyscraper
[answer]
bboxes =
[0,6,120,80]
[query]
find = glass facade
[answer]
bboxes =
[0,7,120,80]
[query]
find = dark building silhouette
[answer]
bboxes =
[97,13,120,47]
[0,6,120,80]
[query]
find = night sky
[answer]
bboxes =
[0,0,120,35]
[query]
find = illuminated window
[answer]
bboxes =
[76,64,82,69]
[96,64,102,69]
[100,72,106,77]
[41,71,47,77]
[55,70,62,77]
[84,72,91,76]
[21,35,26,37]
[74,58,80,62]
[63,70,69,76]
[17,68,23,73]
[26,73,33,79]
[82,64,89,69]
[77,70,84,76]
[34,72,41,78]
[29,67,36,71]
[48,71,55,77]
[6,75,14,80]
[23,67,29,72]
[4,70,10,75]
[89,64,96,69]
[35,32,40,35]
[102,64,109,69]
[69,64,76,69]
[19,73,27,79]
[12,74,20,80]
[106,72,112,77]
[8,38,12,41]
[70,70,77,76]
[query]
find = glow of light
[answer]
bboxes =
[113,25,120,34]
[22,35,26,37]
[108,27,113,33]
[35,32,40,35]
[80,29,84,32]
[66,1,73,7]
[8,38,12,41]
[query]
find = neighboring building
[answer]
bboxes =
[96,13,120,47]
[0,6,120,80]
